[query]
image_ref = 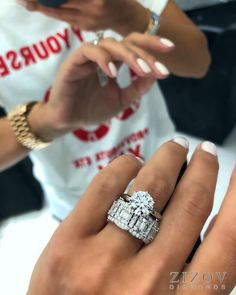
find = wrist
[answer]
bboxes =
[113,2,149,36]
[28,102,68,142]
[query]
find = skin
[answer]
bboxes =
[0,34,172,171]
[0,0,211,170]
[18,0,211,78]
[27,140,236,294]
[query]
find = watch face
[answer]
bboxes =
[38,0,68,7]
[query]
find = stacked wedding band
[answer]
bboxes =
[107,191,161,244]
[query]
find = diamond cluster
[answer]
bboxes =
[107,191,160,244]
[127,191,154,216]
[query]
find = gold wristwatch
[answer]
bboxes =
[8,102,52,150]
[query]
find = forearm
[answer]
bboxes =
[0,117,29,171]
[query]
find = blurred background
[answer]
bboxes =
[0,0,236,294]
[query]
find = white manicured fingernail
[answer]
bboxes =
[160,38,175,48]
[154,62,169,76]
[201,141,217,156]
[137,58,152,74]
[173,137,189,149]
[108,62,117,78]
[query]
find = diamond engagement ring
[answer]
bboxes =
[107,191,162,244]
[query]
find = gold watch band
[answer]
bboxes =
[8,102,52,150]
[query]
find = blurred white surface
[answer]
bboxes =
[0,130,235,295]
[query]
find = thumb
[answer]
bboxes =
[120,77,155,108]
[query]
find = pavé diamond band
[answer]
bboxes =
[107,191,162,244]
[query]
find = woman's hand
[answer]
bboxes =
[17,0,211,78]
[17,0,149,36]
[28,35,172,141]
[27,138,236,294]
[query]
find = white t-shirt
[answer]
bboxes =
[0,0,174,220]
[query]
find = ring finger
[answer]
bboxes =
[99,137,189,256]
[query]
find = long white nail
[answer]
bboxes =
[160,38,175,48]
[201,141,217,156]
[137,58,152,74]
[173,137,189,149]
[154,62,169,76]
[108,62,117,78]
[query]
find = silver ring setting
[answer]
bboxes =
[107,191,161,244]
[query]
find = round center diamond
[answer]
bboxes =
[127,191,154,216]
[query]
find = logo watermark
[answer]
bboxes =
[169,272,227,290]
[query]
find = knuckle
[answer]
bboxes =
[93,169,118,195]
[181,182,213,219]
[120,154,142,167]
